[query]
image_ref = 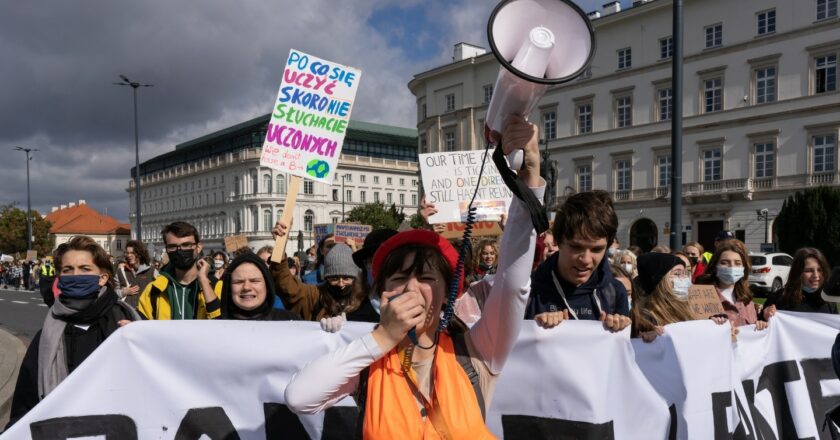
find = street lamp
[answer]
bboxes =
[113,75,153,240]
[756,208,773,244]
[13,147,38,251]
[340,174,347,221]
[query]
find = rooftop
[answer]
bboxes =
[45,202,131,235]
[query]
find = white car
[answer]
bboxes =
[749,252,793,295]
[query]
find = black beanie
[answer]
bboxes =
[635,253,685,295]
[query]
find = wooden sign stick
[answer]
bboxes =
[271,175,303,263]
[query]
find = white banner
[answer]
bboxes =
[3,312,839,439]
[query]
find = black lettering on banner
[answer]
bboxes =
[501,414,614,440]
[742,379,779,440]
[800,358,837,440]
[322,406,359,440]
[174,407,239,440]
[757,360,808,439]
[711,391,757,440]
[263,403,310,439]
[29,414,137,440]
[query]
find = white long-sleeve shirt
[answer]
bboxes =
[285,182,545,414]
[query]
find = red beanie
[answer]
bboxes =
[371,229,460,282]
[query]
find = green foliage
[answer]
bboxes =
[776,186,840,265]
[0,204,54,257]
[409,213,426,229]
[346,203,405,230]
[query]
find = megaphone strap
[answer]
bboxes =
[491,145,549,234]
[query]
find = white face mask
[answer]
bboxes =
[672,277,692,298]
[622,263,634,275]
[213,260,224,270]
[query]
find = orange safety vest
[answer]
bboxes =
[363,333,495,440]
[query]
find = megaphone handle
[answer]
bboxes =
[491,143,549,234]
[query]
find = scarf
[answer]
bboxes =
[38,287,138,398]
[363,332,495,440]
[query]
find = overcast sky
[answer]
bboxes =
[0,0,628,223]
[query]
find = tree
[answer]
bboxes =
[0,204,54,257]
[775,186,840,265]
[345,203,405,230]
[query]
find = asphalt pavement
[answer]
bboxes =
[0,288,48,341]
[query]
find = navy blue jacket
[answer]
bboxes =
[525,252,629,320]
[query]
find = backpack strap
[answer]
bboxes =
[452,332,486,420]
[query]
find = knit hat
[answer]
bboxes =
[635,253,685,295]
[322,243,358,279]
[352,228,398,269]
[372,229,459,280]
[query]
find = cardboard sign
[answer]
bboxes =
[687,285,726,320]
[439,221,503,240]
[313,223,334,245]
[334,223,372,244]
[259,49,362,183]
[224,235,250,253]
[26,250,38,261]
[419,150,513,224]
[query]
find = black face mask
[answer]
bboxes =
[688,256,698,266]
[168,249,197,270]
[326,283,352,299]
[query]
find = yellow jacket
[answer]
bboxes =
[138,274,222,320]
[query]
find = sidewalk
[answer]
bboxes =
[0,328,26,429]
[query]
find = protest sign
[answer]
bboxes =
[224,235,249,253]
[26,250,37,261]
[5,313,838,440]
[687,284,725,319]
[313,223,333,245]
[260,49,361,262]
[439,221,503,239]
[259,49,361,183]
[333,223,371,244]
[419,150,513,224]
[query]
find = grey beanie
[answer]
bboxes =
[323,243,359,279]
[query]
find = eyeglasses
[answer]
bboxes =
[165,243,197,252]
[326,275,354,283]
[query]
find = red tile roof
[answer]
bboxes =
[45,204,131,235]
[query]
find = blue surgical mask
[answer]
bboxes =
[58,274,102,298]
[672,277,692,298]
[716,266,744,285]
[608,248,616,258]
[803,285,819,294]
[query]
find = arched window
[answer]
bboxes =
[263,174,272,194]
[234,176,241,195]
[250,170,258,195]
[263,209,272,232]
[630,218,658,253]
[276,209,282,225]
[304,210,315,232]
[276,175,286,194]
[235,212,242,233]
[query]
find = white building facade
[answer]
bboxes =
[408,0,840,253]
[127,117,419,258]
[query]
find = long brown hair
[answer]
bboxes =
[700,240,753,304]
[781,247,831,309]
[631,274,695,336]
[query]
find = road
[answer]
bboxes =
[0,288,47,342]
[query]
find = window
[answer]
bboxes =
[400,194,405,205]
[815,55,837,94]
[304,180,314,195]
[817,0,838,20]
[421,103,427,119]
[754,142,775,178]
[444,130,456,151]
[304,210,314,232]
[577,103,593,134]
[332,189,339,201]
[542,111,557,139]
[419,135,428,153]
[235,212,242,233]
[615,95,632,128]
[360,191,366,203]
[615,159,632,192]
[483,85,493,104]
[250,171,258,194]
[705,24,722,48]
[659,37,673,60]
[618,48,632,69]
[276,175,285,194]
[814,134,836,173]
[374,192,380,202]
[116,240,122,251]
[577,164,592,192]
[345,174,352,182]
[374,176,380,184]
[263,175,271,193]
[657,154,672,188]
[755,66,777,103]
[757,9,776,35]
[399,178,405,186]
[360,175,366,183]
[445,93,455,111]
[412,179,417,186]
[703,148,722,181]
[332,217,339,224]
[346,189,352,202]
[657,88,673,121]
[412,194,418,205]
[387,193,393,204]
[234,177,241,195]
[387,177,393,185]
[263,209,272,231]
[703,77,723,113]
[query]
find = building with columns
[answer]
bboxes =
[128,116,418,258]
[408,0,840,253]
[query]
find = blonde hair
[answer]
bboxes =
[474,239,499,267]
[613,249,638,277]
[631,274,695,336]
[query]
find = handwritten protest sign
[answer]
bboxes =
[313,223,334,246]
[260,49,362,183]
[224,235,250,253]
[419,150,513,224]
[687,285,725,320]
[439,221,503,239]
[334,224,372,244]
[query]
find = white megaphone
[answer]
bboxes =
[485,0,595,170]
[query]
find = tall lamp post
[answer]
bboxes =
[340,174,347,221]
[669,0,685,251]
[113,75,153,240]
[757,208,773,245]
[14,147,38,251]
